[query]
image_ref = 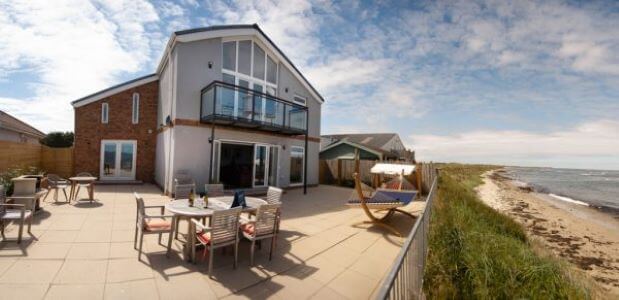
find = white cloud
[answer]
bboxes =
[0,0,161,132]
[409,120,619,170]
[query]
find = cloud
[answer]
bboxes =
[410,120,619,170]
[0,0,161,131]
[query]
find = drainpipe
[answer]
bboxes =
[207,86,217,184]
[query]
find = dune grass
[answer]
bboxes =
[423,164,591,299]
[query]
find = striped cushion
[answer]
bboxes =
[143,219,171,231]
[196,231,211,245]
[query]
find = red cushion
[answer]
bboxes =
[240,223,255,235]
[196,231,211,245]
[143,219,172,231]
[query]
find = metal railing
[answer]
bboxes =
[376,169,439,300]
[200,81,307,134]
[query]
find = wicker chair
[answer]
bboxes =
[265,187,283,232]
[204,183,224,197]
[134,192,174,261]
[174,170,195,199]
[0,185,34,243]
[191,206,242,276]
[74,172,94,202]
[44,174,70,202]
[239,203,280,265]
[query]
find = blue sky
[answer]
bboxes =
[1,0,618,169]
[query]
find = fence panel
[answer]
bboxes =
[376,167,439,300]
[41,146,73,178]
[0,141,42,172]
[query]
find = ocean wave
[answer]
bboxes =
[548,193,589,206]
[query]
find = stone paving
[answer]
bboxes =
[0,184,423,300]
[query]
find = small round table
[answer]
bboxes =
[165,196,267,262]
[68,176,97,202]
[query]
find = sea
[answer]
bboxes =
[503,167,619,214]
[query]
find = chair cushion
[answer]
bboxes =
[143,219,171,231]
[1,209,32,220]
[240,223,255,235]
[196,231,211,245]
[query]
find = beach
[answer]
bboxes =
[477,169,619,296]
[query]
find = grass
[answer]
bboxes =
[423,164,592,299]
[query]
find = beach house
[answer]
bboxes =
[71,24,323,194]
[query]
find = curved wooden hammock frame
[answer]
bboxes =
[349,173,416,237]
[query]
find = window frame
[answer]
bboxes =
[101,103,109,124]
[132,92,140,124]
[292,94,307,106]
[221,38,278,93]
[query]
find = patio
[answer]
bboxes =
[0,184,424,299]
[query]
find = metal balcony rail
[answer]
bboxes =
[376,168,439,300]
[200,81,307,135]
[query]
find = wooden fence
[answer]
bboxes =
[319,159,436,195]
[0,140,42,171]
[0,140,73,177]
[41,146,74,178]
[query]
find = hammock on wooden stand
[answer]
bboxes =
[347,172,417,237]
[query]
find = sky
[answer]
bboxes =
[1,0,618,170]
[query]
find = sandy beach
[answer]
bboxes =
[477,169,619,296]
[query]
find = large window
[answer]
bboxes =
[222,39,278,92]
[221,39,280,121]
[289,146,304,185]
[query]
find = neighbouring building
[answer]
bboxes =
[71,24,323,194]
[320,133,415,162]
[0,110,45,144]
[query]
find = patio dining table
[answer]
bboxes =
[68,176,97,202]
[165,196,267,262]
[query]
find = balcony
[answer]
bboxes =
[200,81,308,135]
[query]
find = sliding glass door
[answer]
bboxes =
[254,144,268,187]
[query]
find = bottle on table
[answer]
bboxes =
[188,188,195,207]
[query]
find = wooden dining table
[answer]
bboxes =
[165,196,267,262]
[68,176,97,202]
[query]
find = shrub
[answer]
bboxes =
[0,166,44,196]
[40,131,74,147]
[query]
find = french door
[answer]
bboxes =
[100,140,137,180]
[212,141,279,188]
[253,144,280,187]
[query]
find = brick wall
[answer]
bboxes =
[73,80,158,182]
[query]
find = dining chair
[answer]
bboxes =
[74,172,94,202]
[0,185,34,243]
[204,183,224,197]
[239,203,281,265]
[43,174,70,202]
[172,182,195,240]
[134,192,174,261]
[191,206,242,276]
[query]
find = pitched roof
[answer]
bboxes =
[71,73,158,107]
[0,110,46,138]
[321,133,398,150]
[161,24,324,103]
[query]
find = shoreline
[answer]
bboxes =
[477,169,619,296]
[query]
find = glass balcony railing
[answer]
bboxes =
[200,81,307,134]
